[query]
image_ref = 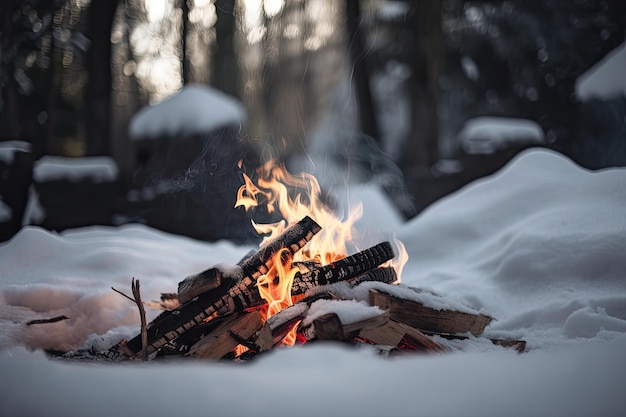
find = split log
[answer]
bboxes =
[369,289,493,336]
[310,313,344,341]
[358,319,446,353]
[107,216,321,359]
[303,310,391,342]
[187,311,263,360]
[421,330,527,353]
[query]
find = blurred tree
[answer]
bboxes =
[213,0,238,98]
[346,0,380,142]
[441,0,626,161]
[84,0,121,156]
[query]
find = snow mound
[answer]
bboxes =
[457,116,545,154]
[33,156,118,183]
[576,41,626,101]
[0,224,252,351]
[128,83,247,140]
[399,148,626,348]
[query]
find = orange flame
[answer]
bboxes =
[235,160,407,345]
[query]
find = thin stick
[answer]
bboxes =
[26,315,70,326]
[131,278,149,361]
[111,287,135,303]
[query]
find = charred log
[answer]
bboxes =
[291,241,395,294]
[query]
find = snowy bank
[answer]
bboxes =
[128,84,247,140]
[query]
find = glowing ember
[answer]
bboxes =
[235,160,408,345]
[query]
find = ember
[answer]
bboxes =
[69,161,525,362]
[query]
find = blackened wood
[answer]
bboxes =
[291,241,395,294]
[348,267,397,287]
[187,311,263,360]
[26,315,69,326]
[369,289,493,336]
[177,267,222,305]
[110,216,320,359]
[240,215,321,281]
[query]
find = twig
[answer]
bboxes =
[131,278,149,361]
[26,315,69,326]
[112,280,149,360]
[111,287,135,303]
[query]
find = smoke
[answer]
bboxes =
[131,126,263,243]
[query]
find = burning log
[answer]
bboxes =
[368,289,493,336]
[108,215,321,359]
[290,241,395,294]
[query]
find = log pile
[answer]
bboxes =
[91,215,525,362]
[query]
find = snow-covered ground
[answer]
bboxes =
[1,148,625,417]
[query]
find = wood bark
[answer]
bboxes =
[291,242,395,294]
[369,289,493,336]
[187,311,263,360]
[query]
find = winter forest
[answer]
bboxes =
[1,1,626,416]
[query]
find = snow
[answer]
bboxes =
[1,148,626,416]
[457,116,545,154]
[0,140,31,164]
[128,83,247,140]
[576,41,626,101]
[302,299,384,327]
[33,156,119,183]
[0,198,11,222]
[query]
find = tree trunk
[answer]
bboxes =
[346,0,380,142]
[212,0,238,97]
[84,0,120,156]
[181,0,190,84]
[403,0,443,172]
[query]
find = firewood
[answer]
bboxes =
[421,330,527,353]
[491,338,526,353]
[347,266,397,287]
[369,289,493,336]
[310,313,344,341]
[177,267,222,305]
[358,319,446,353]
[107,216,321,359]
[301,310,391,342]
[187,311,263,360]
[290,241,395,295]
[256,292,334,350]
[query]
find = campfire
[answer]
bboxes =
[71,161,525,361]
